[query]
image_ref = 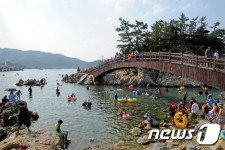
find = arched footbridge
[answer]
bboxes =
[89,52,225,91]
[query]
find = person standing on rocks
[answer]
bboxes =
[16,90,22,100]
[0,108,5,127]
[168,100,176,125]
[217,103,225,130]
[9,91,16,102]
[14,103,31,136]
[190,100,199,123]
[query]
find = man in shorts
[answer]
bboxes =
[168,100,176,125]
[55,120,70,144]
[190,100,199,123]
[14,103,31,136]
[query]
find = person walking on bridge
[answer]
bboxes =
[205,47,212,67]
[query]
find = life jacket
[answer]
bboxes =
[170,103,176,112]
[189,100,194,108]
[214,106,218,112]
[68,96,71,100]
[202,105,205,112]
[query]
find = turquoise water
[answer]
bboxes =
[0,69,223,149]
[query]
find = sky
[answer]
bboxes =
[0,0,225,62]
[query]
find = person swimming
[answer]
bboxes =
[122,112,130,119]
[86,99,92,107]
[82,101,87,106]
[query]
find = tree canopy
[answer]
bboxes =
[116,13,225,55]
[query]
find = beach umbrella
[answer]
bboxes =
[4,88,17,92]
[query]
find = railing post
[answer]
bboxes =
[123,55,125,62]
[195,55,198,67]
[181,53,183,65]
[213,57,216,70]
[142,53,144,61]
[159,52,161,61]
[169,52,171,63]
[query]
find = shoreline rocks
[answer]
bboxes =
[62,68,203,87]
[0,100,39,142]
[0,130,63,150]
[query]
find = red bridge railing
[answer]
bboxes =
[86,52,225,73]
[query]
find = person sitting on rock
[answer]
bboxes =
[14,103,31,136]
[55,120,70,144]
[1,95,8,106]
[0,108,5,127]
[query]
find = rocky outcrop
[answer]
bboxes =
[0,65,22,72]
[0,127,7,141]
[16,78,46,86]
[131,127,142,136]
[63,68,203,87]
[0,101,39,126]
[0,130,63,150]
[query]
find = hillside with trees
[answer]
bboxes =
[116,13,225,56]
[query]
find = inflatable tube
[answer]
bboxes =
[128,98,137,103]
[117,98,127,102]
[180,86,185,90]
[220,130,225,140]
[132,91,137,94]
[122,114,130,119]
[174,112,188,128]
[128,54,132,60]
[72,98,77,100]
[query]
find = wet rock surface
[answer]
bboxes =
[63,68,203,87]
[0,130,63,150]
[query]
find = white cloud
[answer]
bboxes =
[182,3,191,11]
[115,0,136,12]
[152,3,165,15]
[142,0,152,5]
[97,0,136,12]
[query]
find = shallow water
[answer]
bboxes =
[0,69,223,148]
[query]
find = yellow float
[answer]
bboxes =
[117,98,127,102]
[128,98,137,103]
[180,86,185,90]
[71,97,77,100]
[174,112,188,128]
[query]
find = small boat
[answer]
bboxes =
[128,98,137,103]
[117,98,127,102]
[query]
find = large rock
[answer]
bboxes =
[30,112,39,120]
[137,136,151,145]
[0,127,7,141]
[0,130,62,150]
[186,144,196,150]
[145,143,167,150]
[131,127,142,136]
[1,101,38,125]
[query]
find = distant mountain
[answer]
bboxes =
[0,48,100,69]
